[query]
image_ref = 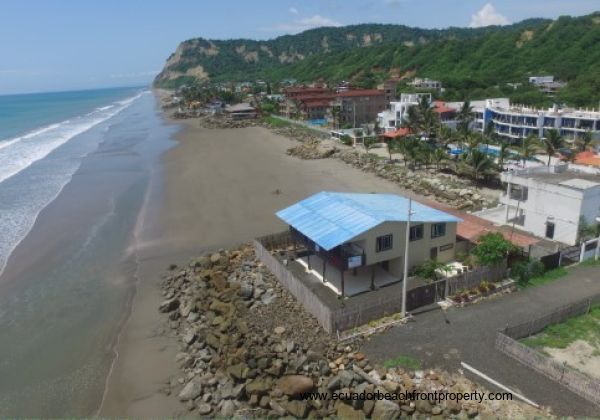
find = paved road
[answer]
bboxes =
[362,264,600,416]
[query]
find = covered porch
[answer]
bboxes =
[289,226,401,298]
[296,254,400,297]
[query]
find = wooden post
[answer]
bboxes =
[323,258,327,283]
[371,265,376,291]
[307,254,311,270]
[341,270,345,298]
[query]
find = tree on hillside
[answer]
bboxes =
[541,129,564,166]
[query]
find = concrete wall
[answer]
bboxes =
[351,221,457,277]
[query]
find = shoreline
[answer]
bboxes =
[97,107,418,416]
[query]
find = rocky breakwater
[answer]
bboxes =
[286,143,494,210]
[286,140,338,160]
[158,245,546,418]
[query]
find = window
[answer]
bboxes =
[409,224,424,241]
[376,234,393,252]
[440,243,454,252]
[545,222,555,239]
[431,223,446,238]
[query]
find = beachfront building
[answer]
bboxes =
[281,86,386,127]
[499,165,600,245]
[444,98,600,142]
[328,90,387,127]
[224,103,257,120]
[486,103,600,142]
[377,93,432,133]
[276,192,460,296]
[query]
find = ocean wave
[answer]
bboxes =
[0,91,144,278]
[0,92,144,185]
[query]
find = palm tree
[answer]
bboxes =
[497,141,511,171]
[461,149,496,182]
[576,130,593,152]
[386,139,399,161]
[402,106,422,135]
[457,101,474,137]
[519,134,539,167]
[401,137,421,168]
[436,124,454,148]
[363,136,376,154]
[432,148,449,170]
[541,129,564,166]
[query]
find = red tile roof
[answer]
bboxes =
[383,128,411,138]
[433,100,455,114]
[575,151,600,167]
[420,199,540,248]
[335,89,384,98]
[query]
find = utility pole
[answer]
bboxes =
[401,198,413,318]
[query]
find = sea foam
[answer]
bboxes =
[0,91,145,277]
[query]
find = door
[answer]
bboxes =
[430,246,438,260]
[545,222,555,239]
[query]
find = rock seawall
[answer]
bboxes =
[158,245,547,418]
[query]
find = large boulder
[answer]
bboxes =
[178,379,202,401]
[337,401,366,420]
[371,399,400,420]
[158,298,180,313]
[276,375,314,396]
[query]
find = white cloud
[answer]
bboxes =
[470,3,511,27]
[289,7,299,15]
[268,15,343,33]
[384,0,406,5]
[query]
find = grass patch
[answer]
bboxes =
[580,257,600,268]
[383,354,422,370]
[519,267,567,289]
[261,115,290,128]
[521,305,600,350]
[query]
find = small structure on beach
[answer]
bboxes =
[224,103,257,120]
[276,192,461,297]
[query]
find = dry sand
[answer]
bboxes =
[99,118,417,416]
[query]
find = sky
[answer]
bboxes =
[0,0,598,95]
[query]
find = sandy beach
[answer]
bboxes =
[99,113,417,416]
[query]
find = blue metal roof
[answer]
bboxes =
[276,192,462,251]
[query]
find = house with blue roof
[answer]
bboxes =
[276,191,462,297]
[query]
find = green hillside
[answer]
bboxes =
[155,13,600,106]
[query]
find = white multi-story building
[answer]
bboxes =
[446,98,509,132]
[487,103,600,142]
[445,98,600,142]
[500,164,600,245]
[377,93,432,132]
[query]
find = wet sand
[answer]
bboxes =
[99,116,417,416]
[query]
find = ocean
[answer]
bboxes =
[0,87,176,415]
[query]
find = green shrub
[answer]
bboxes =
[413,260,445,281]
[512,260,546,286]
[340,134,353,146]
[472,233,518,266]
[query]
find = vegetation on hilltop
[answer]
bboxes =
[156,12,600,107]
